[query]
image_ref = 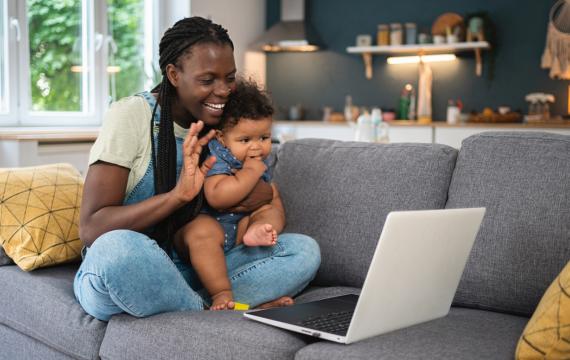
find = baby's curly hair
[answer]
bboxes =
[220,78,274,130]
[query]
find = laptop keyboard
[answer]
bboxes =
[299,310,354,335]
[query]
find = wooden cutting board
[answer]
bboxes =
[432,12,464,36]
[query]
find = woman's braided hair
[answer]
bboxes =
[150,17,233,251]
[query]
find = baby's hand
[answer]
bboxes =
[242,156,267,176]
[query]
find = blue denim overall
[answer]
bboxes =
[73,92,321,321]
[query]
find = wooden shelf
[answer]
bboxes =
[346,41,491,79]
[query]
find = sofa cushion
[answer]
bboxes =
[0,323,75,360]
[447,132,570,316]
[273,139,458,288]
[294,307,529,360]
[0,264,106,360]
[0,163,83,271]
[0,246,12,266]
[516,260,570,358]
[100,310,310,360]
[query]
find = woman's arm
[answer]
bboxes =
[79,162,186,247]
[204,157,267,210]
[80,121,215,247]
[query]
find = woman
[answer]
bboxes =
[74,17,321,321]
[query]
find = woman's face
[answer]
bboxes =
[168,42,237,127]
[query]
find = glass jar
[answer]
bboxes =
[377,24,390,46]
[390,23,403,46]
[405,23,417,44]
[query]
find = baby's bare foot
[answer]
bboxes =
[210,290,235,311]
[256,296,294,309]
[243,223,277,247]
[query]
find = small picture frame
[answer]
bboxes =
[356,34,372,47]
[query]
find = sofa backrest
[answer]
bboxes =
[448,132,570,316]
[273,139,458,288]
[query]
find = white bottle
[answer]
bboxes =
[446,100,460,125]
[355,110,375,142]
[344,95,354,123]
[372,107,390,143]
[370,107,381,141]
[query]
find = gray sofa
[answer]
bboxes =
[1,131,569,359]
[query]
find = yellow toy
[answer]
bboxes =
[233,302,250,311]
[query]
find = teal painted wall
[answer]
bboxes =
[265,0,567,121]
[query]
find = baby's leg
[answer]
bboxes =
[235,216,249,246]
[242,205,278,247]
[174,215,234,310]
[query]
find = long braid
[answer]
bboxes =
[150,17,233,251]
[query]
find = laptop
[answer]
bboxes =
[244,208,486,344]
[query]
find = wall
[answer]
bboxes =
[190,0,266,82]
[265,0,567,121]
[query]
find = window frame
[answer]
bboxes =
[0,0,165,127]
[0,0,18,125]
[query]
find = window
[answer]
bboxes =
[0,0,161,126]
[0,0,9,115]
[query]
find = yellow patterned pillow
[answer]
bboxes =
[0,163,83,271]
[516,261,570,359]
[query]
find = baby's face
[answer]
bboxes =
[218,117,272,162]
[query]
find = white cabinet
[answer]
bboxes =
[0,128,98,176]
[273,121,570,148]
[273,121,433,144]
[273,122,355,142]
[388,125,432,143]
[0,140,93,176]
[435,125,570,148]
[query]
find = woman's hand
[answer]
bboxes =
[171,121,217,204]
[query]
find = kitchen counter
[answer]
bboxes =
[1,121,568,141]
[274,120,570,129]
[273,120,570,148]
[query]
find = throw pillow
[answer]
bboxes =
[0,163,83,271]
[516,261,570,359]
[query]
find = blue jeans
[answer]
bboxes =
[73,230,320,321]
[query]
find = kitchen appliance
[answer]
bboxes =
[250,0,323,52]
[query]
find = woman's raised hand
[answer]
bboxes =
[172,121,217,203]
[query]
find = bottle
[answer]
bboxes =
[405,23,417,44]
[344,95,354,122]
[408,86,416,120]
[397,84,413,120]
[390,23,403,46]
[371,107,381,141]
[355,109,375,142]
[377,24,390,46]
[371,107,382,127]
[372,107,390,143]
[446,100,460,125]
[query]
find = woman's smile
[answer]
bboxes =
[203,102,226,117]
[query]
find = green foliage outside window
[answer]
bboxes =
[28,0,81,111]
[28,0,148,112]
[107,0,145,102]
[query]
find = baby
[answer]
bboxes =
[174,79,285,310]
